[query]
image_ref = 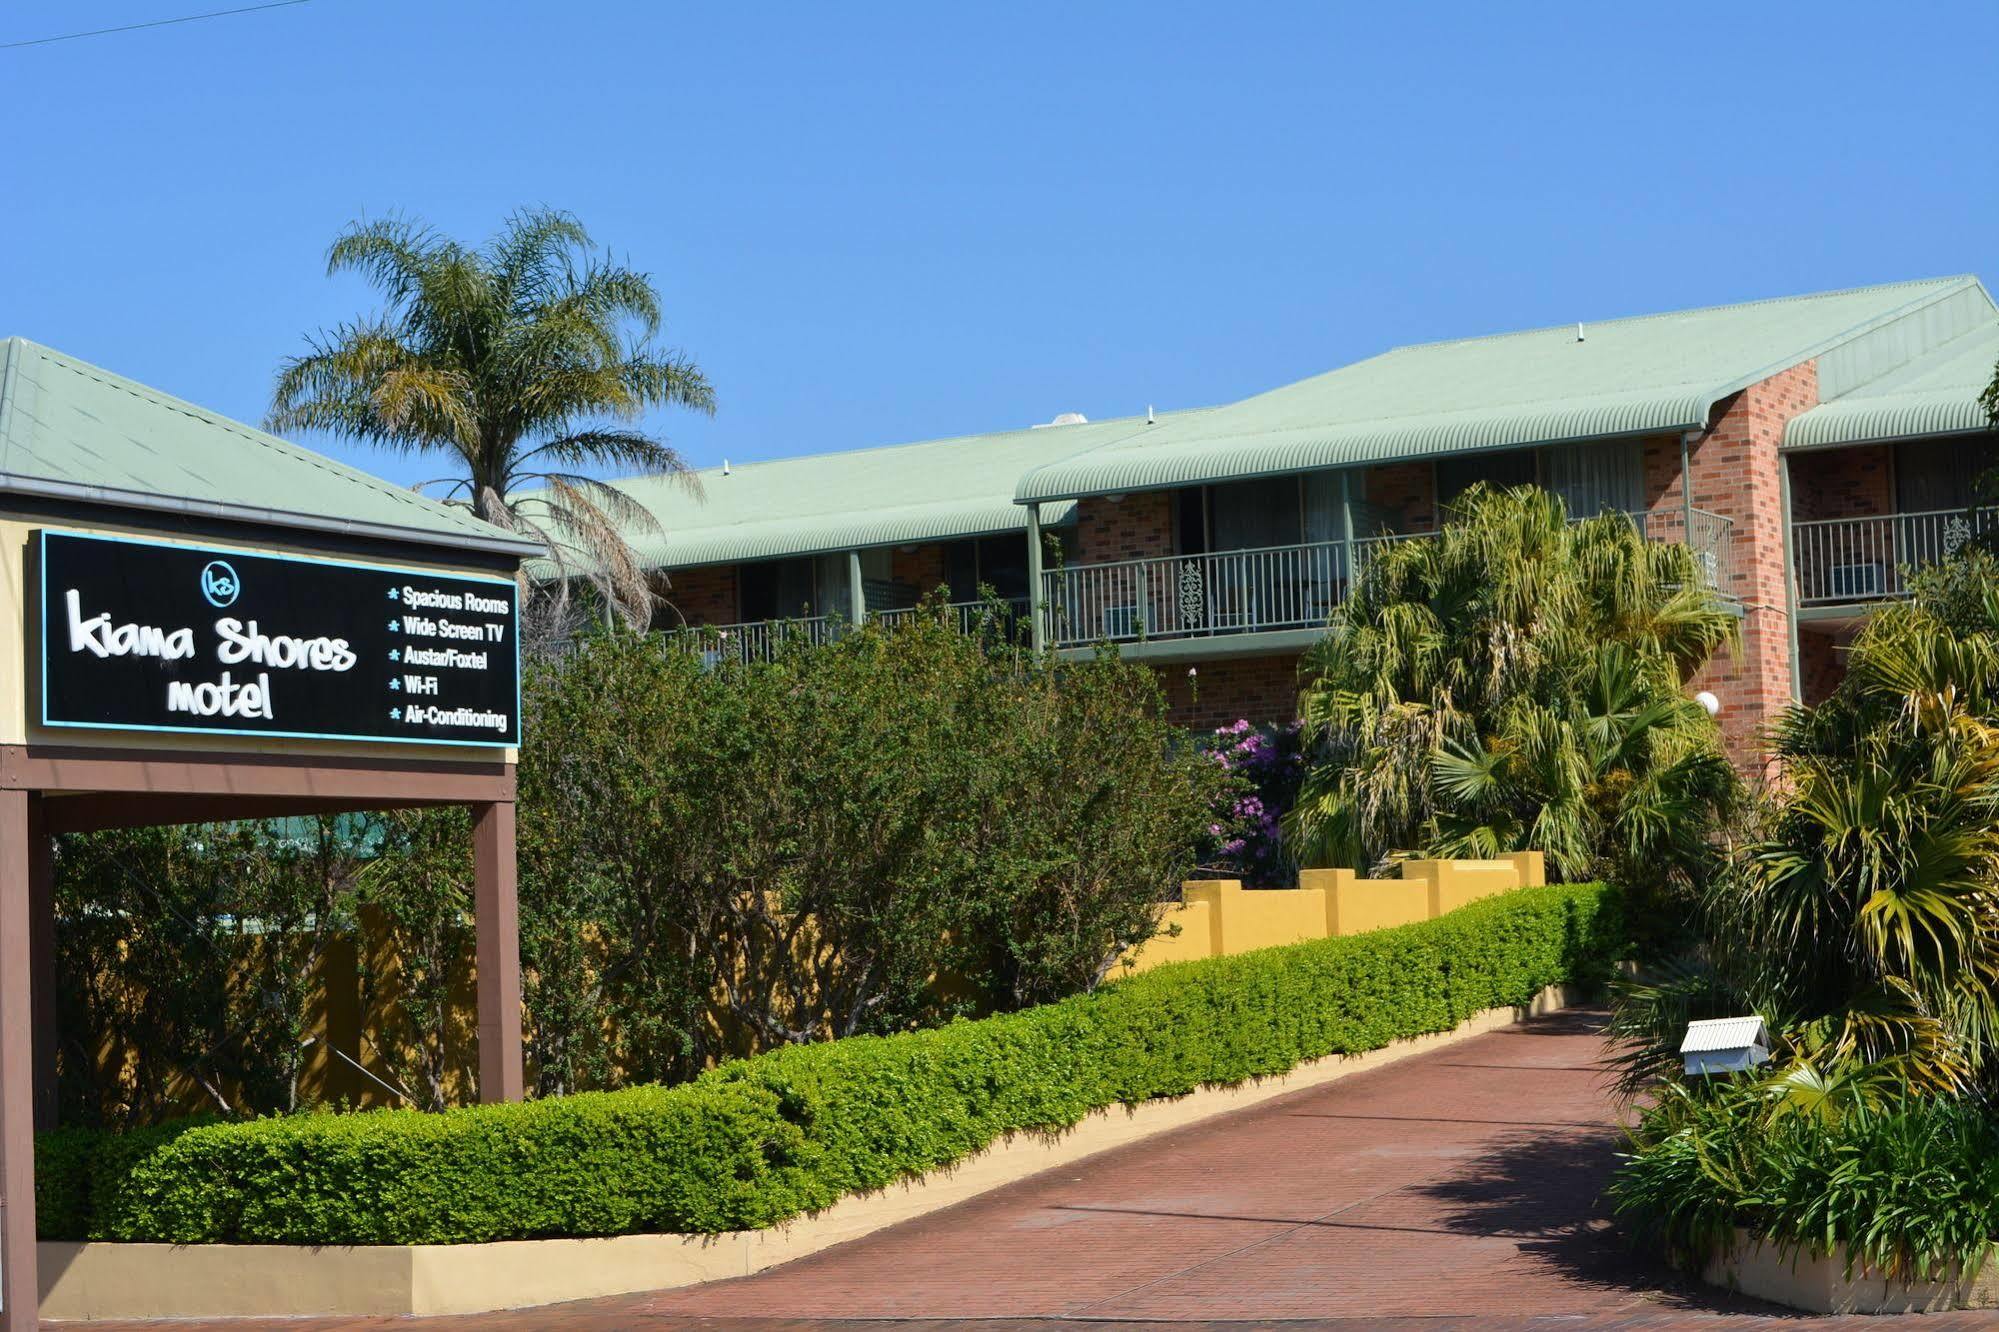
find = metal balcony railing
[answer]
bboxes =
[1038,508,1736,650]
[1791,507,1999,606]
[872,597,1030,637]
[1040,539,1347,649]
[662,614,845,665]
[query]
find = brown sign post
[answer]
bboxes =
[0,336,541,1327]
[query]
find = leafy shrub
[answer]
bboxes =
[54,820,364,1125]
[517,615,1228,1091]
[1611,1085,1999,1281]
[56,610,1225,1118]
[38,882,1623,1245]
[1197,719,1304,885]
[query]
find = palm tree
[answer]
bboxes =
[1289,484,1739,888]
[267,209,713,626]
[1610,549,1999,1100]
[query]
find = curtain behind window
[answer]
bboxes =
[1436,448,1537,509]
[1898,438,1998,512]
[1542,440,1642,518]
[1209,477,1301,551]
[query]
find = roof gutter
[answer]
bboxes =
[621,508,1083,576]
[1009,418,1708,506]
[0,473,541,562]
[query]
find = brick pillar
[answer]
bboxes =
[1684,360,1819,773]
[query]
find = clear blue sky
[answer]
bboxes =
[5,1,1995,489]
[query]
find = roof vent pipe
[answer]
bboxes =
[1576,322,1586,342]
[1147,404,1155,424]
[722,459,730,475]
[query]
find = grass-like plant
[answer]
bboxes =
[1611,1079,1999,1282]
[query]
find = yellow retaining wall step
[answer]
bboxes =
[1125,851,1546,975]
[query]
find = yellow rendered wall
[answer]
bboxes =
[1181,878,1327,955]
[1136,900,1216,968]
[1122,851,1547,975]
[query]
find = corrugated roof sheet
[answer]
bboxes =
[1680,1016,1770,1054]
[0,338,536,558]
[1015,277,1988,503]
[600,411,1207,570]
[1786,318,1999,450]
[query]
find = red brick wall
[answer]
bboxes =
[1362,462,1437,532]
[1075,492,1175,564]
[1639,433,1692,513]
[1798,628,1847,707]
[890,544,949,598]
[1682,360,1820,773]
[1788,445,1894,522]
[657,564,738,627]
[1158,654,1302,732]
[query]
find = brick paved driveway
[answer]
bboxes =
[69,1010,1999,1329]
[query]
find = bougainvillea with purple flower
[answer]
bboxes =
[1197,718,1304,885]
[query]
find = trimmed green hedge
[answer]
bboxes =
[39,882,1624,1245]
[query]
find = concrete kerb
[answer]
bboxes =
[1703,1228,1999,1314]
[40,983,1585,1321]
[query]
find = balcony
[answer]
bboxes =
[1039,509,1735,651]
[659,598,1030,667]
[872,597,1029,637]
[1791,507,1999,607]
[664,614,845,666]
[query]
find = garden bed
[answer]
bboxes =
[1704,1229,1999,1314]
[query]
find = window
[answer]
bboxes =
[1436,449,1537,509]
[1436,442,1641,520]
[1898,438,1998,513]
[1208,477,1302,552]
[1543,440,1642,518]
[944,537,1030,603]
[739,555,850,620]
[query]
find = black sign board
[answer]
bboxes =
[38,530,520,747]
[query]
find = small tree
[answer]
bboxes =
[513,607,1225,1088]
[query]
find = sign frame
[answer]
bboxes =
[36,528,522,749]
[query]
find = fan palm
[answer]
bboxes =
[1612,550,1999,1099]
[1289,485,1739,887]
[267,209,713,626]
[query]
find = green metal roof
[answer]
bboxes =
[1785,318,1999,450]
[602,410,1209,570]
[1015,277,1991,503]
[0,338,537,559]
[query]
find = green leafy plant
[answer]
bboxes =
[54,820,360,1126]
[1611,1081,1999,1281]
[514,611,1228,1090]
[38,882,1623,1245]
[1610,547,1999,1275]
[1290,485,1739,895]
